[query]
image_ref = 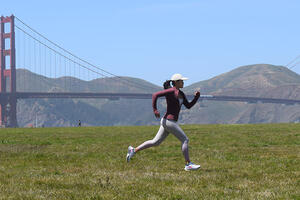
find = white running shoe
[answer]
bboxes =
[126,146,135,162]
[184,162,201,171]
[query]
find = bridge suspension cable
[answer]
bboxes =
[14,16,159,91]
[286,54,300,70]
[15,25,108,77]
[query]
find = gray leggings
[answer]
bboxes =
[137,118,190,162]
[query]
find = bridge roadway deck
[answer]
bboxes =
[0,92,300,105]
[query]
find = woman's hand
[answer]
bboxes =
[194,90,200,97]
[154,110,160,118]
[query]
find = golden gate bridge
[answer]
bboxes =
[2,15,300,127]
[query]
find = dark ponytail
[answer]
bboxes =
[163,80,171,89]
[163,80,176,89]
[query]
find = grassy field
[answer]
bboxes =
[0,123,299,200]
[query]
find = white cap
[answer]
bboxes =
[170,73,188,81]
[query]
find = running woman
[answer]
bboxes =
[126,73,201,171]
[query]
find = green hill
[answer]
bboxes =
[182,64,300,124]
[185,64,300,95]
[15,64,300,126]
[16,69,161,127]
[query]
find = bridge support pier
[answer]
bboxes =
[0,15,17,127]
[0,101,7,127]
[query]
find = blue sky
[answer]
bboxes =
[2,0,300,86]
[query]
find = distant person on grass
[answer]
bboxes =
[126,74,201,171]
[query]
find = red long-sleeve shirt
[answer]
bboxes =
[152,87,200,121]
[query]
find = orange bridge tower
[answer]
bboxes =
[0,15,17,127]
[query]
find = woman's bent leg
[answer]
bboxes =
[165,120,190,163]
[136,125,169,152]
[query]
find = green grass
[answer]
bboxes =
[0,124,299,199]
